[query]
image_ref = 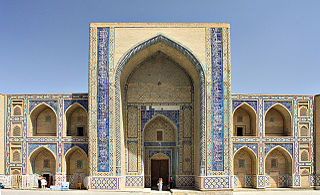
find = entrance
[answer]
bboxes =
[151,159,169,189]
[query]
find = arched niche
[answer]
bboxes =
[65,103,88,137]
[233,147,257,188]
[265,147,292,188]
[29,147,56,187]
[265,104,292,136]
[143,115,177,143]
[233,104,257,136]
[116,35,205,176]
[65,147,88,188]
[30,104,57,136]
[143,115,177,188]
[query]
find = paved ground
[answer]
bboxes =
[1,189,320,195]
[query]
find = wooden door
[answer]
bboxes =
[151,159,169,189]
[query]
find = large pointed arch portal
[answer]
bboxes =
[115,35,206,176]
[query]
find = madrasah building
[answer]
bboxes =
[0,23,320,191]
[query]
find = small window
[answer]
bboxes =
[271,159,277,168]
[45,115,51,123]
[301,150,309,161]
[13,107,21,116]
[157,131,163,141]
[300,106,308,117]
[237,115,243,122]
[300,126,309,137]
[43,159,50,168]
[76,160,83,169]
[270,117,274,122]
[13,126,21,136]
[13,151,20,162]
[77,127,84,136]
[236,127,243,136]
[238,159,245,168]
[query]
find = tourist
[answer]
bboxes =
[41,177,47,189]
[157,178,163,191]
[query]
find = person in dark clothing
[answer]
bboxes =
[169,176,174,189]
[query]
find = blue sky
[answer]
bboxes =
[1,0,319,94]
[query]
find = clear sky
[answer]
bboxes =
[1,0,319,95]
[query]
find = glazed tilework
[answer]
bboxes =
[90,177,120,190]
[231,94,314,188]
[96,27,110,173]
[63,143,88,155]
[5,94,88,175]
[125,176,144,187]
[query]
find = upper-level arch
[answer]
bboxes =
[30,103,57,136]
[233,103,257,136]
[265,104,292,136]
[65,103,88,137]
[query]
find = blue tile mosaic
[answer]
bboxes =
[232,100,257,112]
[28,143,57,156]
[264,101,292,113]
[63,143,88,155]
[233,143,258,156]
[211,28,224,171]
[29,100,58,113]
[64,100,88,112]
[265,143,293,156]
[97,27,110,172]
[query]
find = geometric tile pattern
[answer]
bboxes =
[210,28,224,172]
[125,176,144,187]
[176,176,195,187]
[5,93,88,175]
[90,177,120,190]
[232,94,314,189]
[233,100,258,112]
[203,176,230,189]
[233,143,258,156]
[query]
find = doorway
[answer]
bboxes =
[151,159,169,189]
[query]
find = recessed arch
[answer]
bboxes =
[265,104,292,136]
[233,147,257,188]
[265,146,293,188]
[65,103,88,137]
[233,103,257,136]
[115,34,206,176]
[29,146,56,187]
[30,103,57,136]
[143,114,177,143]
[65,146,89,188]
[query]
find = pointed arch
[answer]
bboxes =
[29,146,56,178]
[116,34,206,175]
[233,103,257,136]
[265,104,292,136]
[151,153,170,160]
[65,103,88,137]
[65,146,89,184]
[143,114,177,143]
[30,103,57,136]
[265,146,293,188]
[233,147,257,188]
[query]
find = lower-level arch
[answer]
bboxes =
[65,146,89,188]
[233,147,257,188]
[265,146,292,188]
[29,147,56,187]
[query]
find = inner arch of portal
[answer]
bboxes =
[117,35,205,188]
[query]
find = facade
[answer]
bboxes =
[0,23,319,191]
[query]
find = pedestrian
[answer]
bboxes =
[157,178,163,191]
[169,176,174,189]
[41,177,47,189]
